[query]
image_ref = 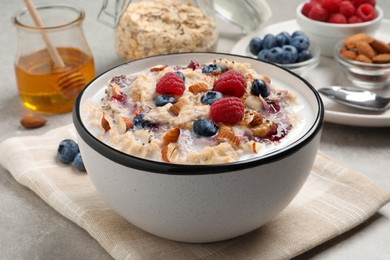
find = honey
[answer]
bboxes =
[15,47,95,113]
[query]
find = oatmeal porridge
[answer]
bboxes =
[84,59,302,164]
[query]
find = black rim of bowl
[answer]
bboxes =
[73,52,324,175]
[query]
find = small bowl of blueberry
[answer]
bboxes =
[248,30,321,76]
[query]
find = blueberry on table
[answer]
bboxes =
[72,153,86,172]
[193,118,219,137]
[202,64,224,75]
[249,36,263,55]
[281,45,298,64]
[156,95,177,107]
[57,139,79,164]
[200,91,224,105]
[251,79,270,98]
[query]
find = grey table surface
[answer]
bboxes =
[1,0,389,259]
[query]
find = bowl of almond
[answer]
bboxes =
[334,33,390,89]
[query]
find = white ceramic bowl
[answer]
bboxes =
[296,3,383,57]
[72,53,324,243]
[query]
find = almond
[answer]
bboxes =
[20,115,47,129]
[101,113,111,132]
[372,54,390,64]
[162,128,180,144]
[370,40,390,54]
[217,126,240,147]
[189,82,209,94]
[356,41,377,59]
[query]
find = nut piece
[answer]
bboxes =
[356,41,377,59]
[217,126,240,147]
[340,48,357,60]
[101,113,111,132]
[343,33,374,49]
[162,128,180,143]
[370,40,390,54]
[161,143,179,162]
[169,98,189,116]
[189,82,209,94]
[20,115,47,129]
[372,54,390,64]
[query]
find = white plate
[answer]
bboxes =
[231,19,390,127]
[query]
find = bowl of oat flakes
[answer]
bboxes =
[72,52,324,243]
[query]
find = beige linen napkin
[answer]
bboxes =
[1,125,389,260]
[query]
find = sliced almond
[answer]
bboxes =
[150,65,168,72]
[101,113,111,133]
[20,115,47,129]
[251,120,274,138]
[169,98,188,116]
[249,111,263,127]
[162,128,180,143]
[117,117,133,134]
[217,126,240,148]
[189,82,209,94]
[161,143,179,162]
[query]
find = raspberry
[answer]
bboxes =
[321,0,342,14]
[209,97,245,125]
[351,0,375,7]
[214,70,247,98]
[302,2,315,17]
[348,15,363,23]
[308,5,329,22]
[356,3,376,21]
[339,1,356,18]
[328,13,347,23]
[156,72,185,96]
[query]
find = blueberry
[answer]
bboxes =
[175,71,185,81]
[249,36,263,55]
[257,49,270,61]
[292,30,309,41]
[262,34,277,49]
[251,79,269,98]
[297,49,313,62]
[156,95,177,107]
[193,118,219,137]
[281,45,298,64]
[267,47,284,64]
[133,114,155,129]
[200,91,223,105]
[290,35,310,52]
[202,64,224,75]
[57,139,79,164]
[275,32,291,47]
[72,153,86,172]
